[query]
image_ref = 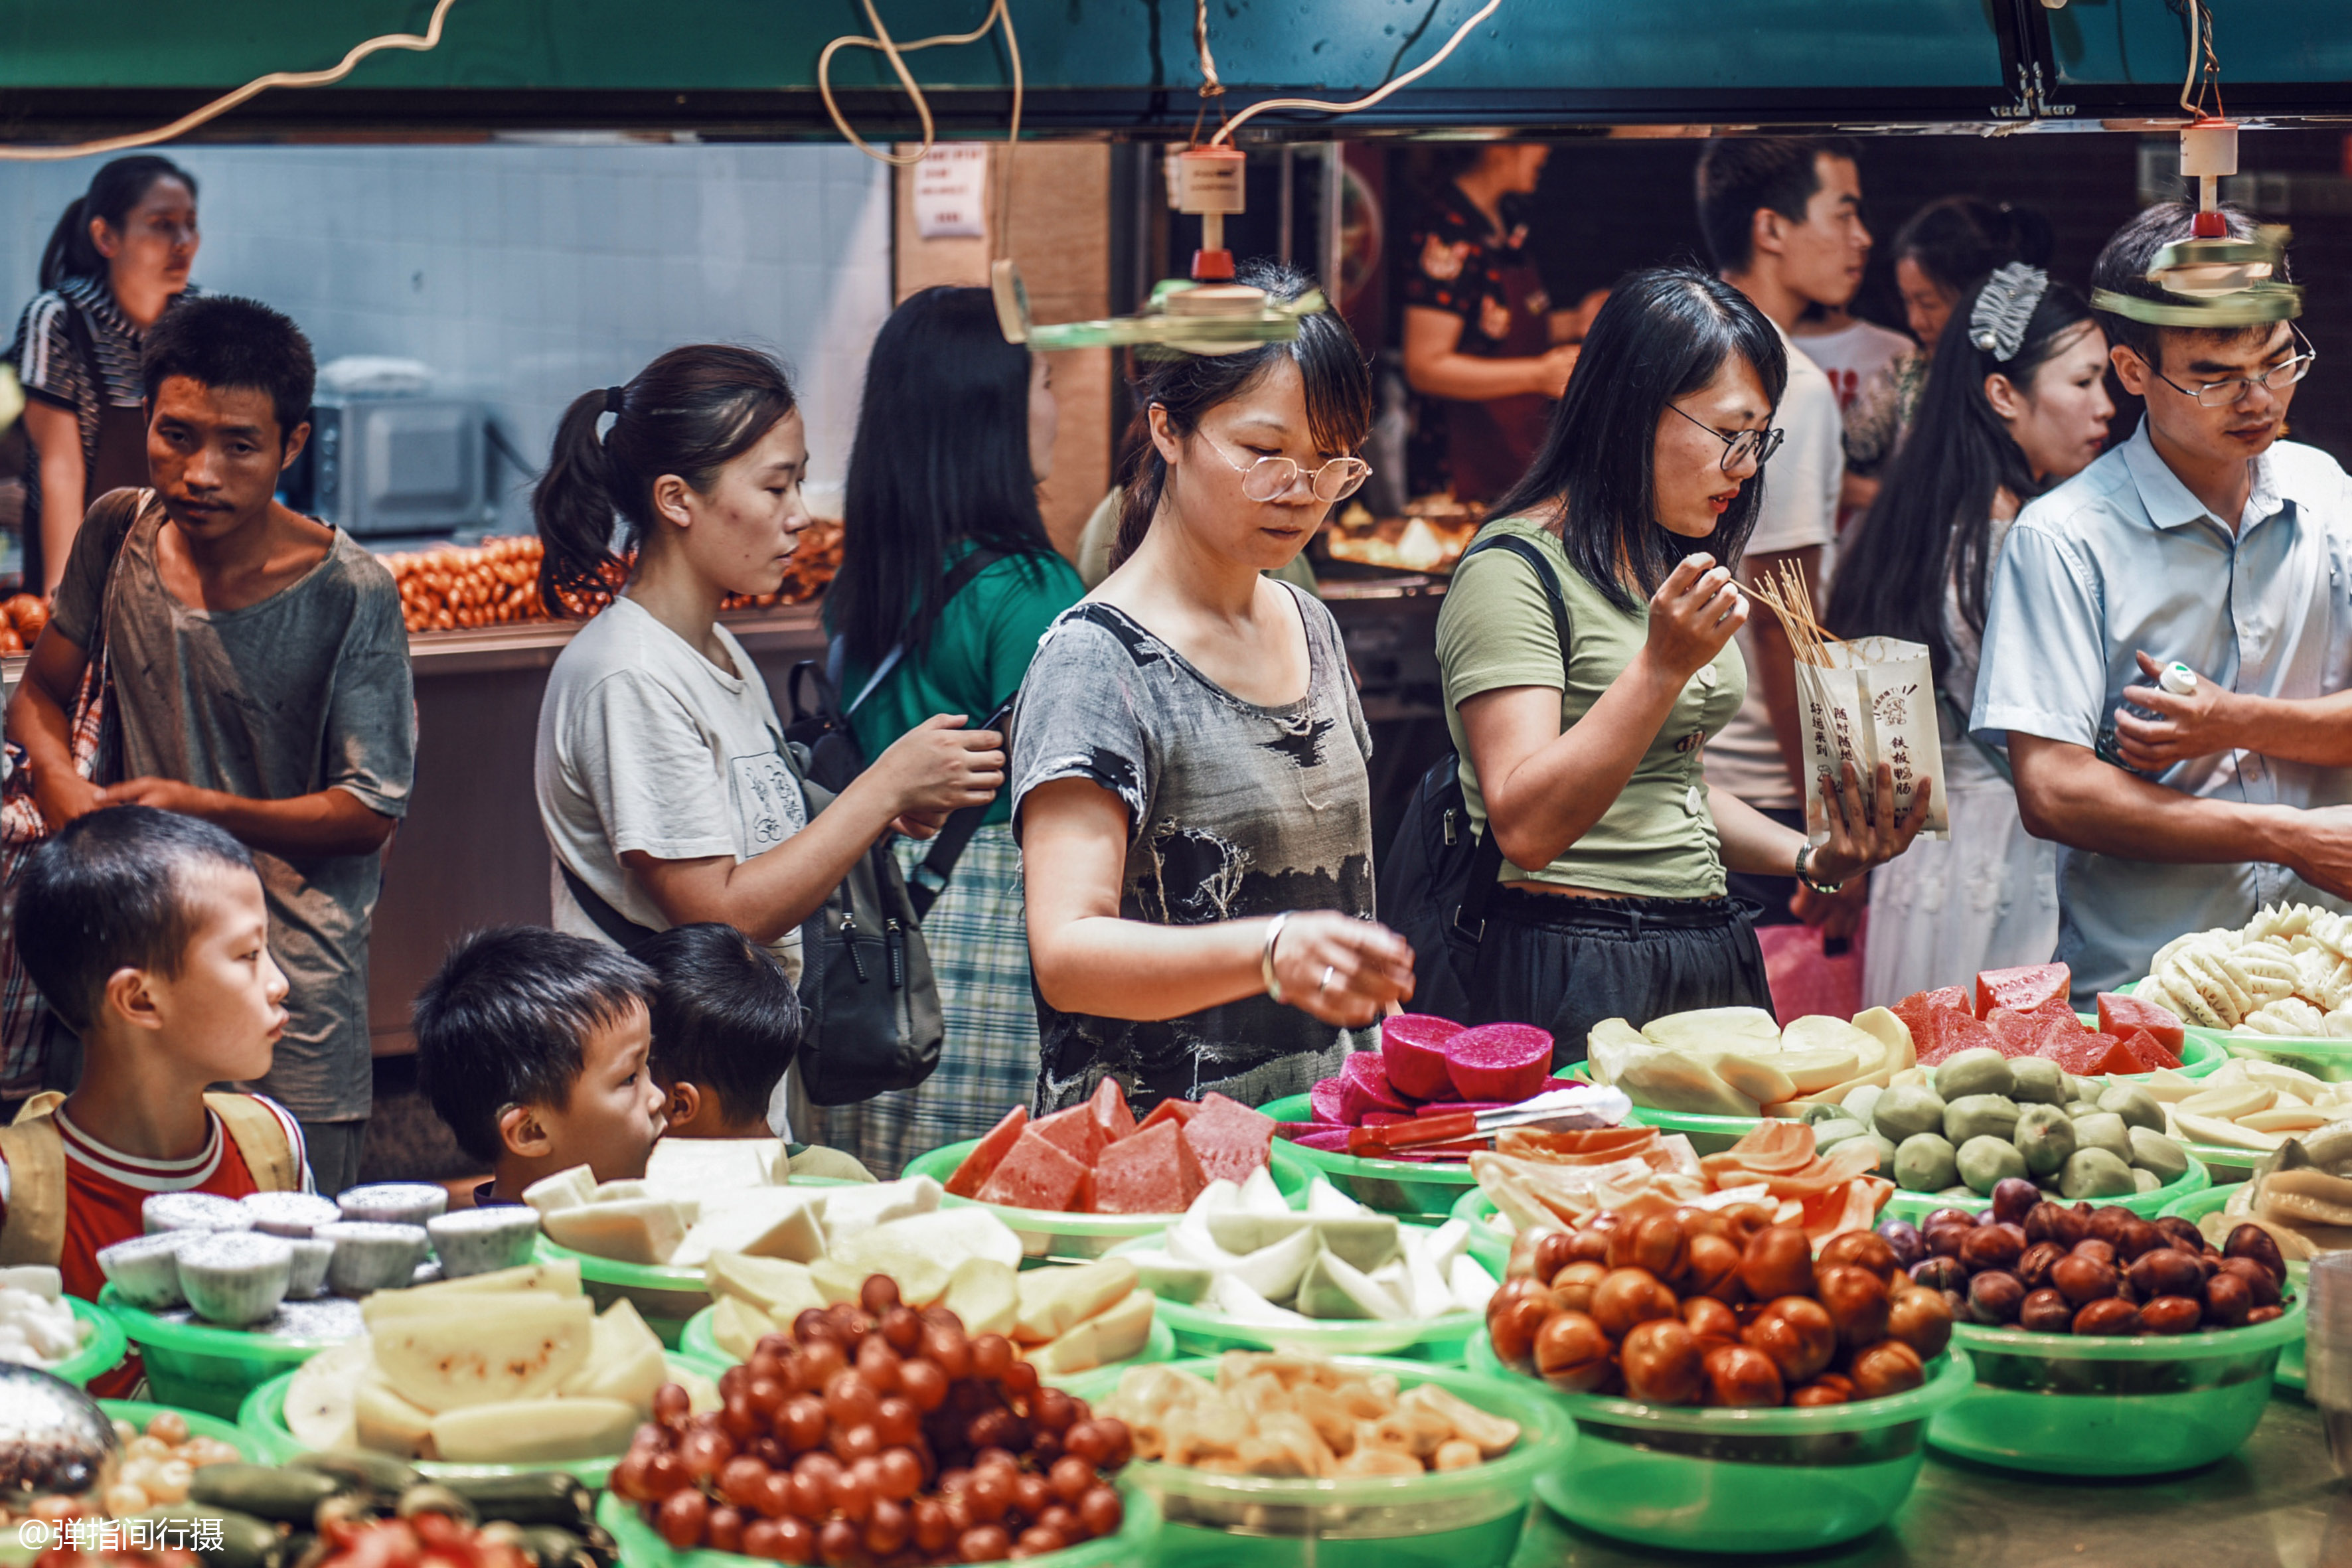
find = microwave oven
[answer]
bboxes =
[301,395,489,538]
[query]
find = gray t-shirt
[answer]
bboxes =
[1010,585,1375,1113]
[52,491,416,1122]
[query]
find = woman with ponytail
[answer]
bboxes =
[533,347,1006,1135]
[11,155,200,594]
[1011,259,1415,1115]
[1827,266,2114,1004]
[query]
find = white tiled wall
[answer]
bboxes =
[0,141,894,522]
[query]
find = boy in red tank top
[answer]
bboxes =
[1,806,313,1390]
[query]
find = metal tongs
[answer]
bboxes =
[1344,1085,1636,1158]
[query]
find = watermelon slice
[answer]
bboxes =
[1982,1007,2037,1058]
[2124,1026,2182,1071]
[973,1129,1089,1212]
[1915,1008,2000,1066]
[1444,1022,1554,1102]
[1976,963,2071,1019]
[1339,1054,1411,1123]
[1092,1121,1206,1214]
[1309,1078,1348,1126]
[1029,1105,1110,1167]
[2093,1034,2156,1075]
[2048,1031,2118,1076]
[1087,1076,1138,1144]
[1137,1099,1198,1134]
[1070,1168,1096,1214]
[944,1105,1028,1199]
[1380,1014,1465,1102]
[2098,993,2186,1056]
[1182,1094,1277,1186]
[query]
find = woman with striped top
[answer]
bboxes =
[10,156,200,595]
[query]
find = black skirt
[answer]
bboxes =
[1463,888,1774,1067]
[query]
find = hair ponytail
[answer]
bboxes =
[39,155,196,291]
[1109,257,1370,572]
[532,345,798,617]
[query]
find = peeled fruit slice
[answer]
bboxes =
[539,1199,687,1266]
[1309,1078,1348,1125]
[1339,1053,1411,1122]
[429,1397,639,1463]
[710,1294,781,1363]
[1294,1249,1406,1321]
[671,1187,827,1269]
[354,1375,436,1458]
[1713,1054,1796,1108]
[1642,1007,1780,1054]
[1381,1014,1465,1102]
[372,1259,582,1306]
[1014,1258,1138,1344]
[1976,962,2071,1019]
[1444,1023,1553,1102]
[371,1293,595,1411]
[941,1257,1020,1338]
[705,1253,826,1322]
[283,1338,372,1450]
[522,1165,597,1217]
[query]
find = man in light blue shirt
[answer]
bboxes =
[1974,203,2352,1004]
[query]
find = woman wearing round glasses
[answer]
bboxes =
[1011,258,1414,1115]
[1435,266,1932,1059]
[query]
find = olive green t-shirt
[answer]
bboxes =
[1435,515,1749,899]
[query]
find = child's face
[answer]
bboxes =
[536,1002,666,1182]
[140,865,287,1082]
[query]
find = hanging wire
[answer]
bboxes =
[0,0,461,163]
[2173,0,2225,121]
[819,0,1024,255]
[1209,0,1503,146]
[1188,0,1227,147]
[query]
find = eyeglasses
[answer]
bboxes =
[2142,329,2317,408]
[1202,435,1373,503]
[1668,402,1784,473]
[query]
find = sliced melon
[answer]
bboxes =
[366,1260,582,1316]
[522,1166,597,1217]
[939,1257,1020,1338]
[371,1293,595,1412]
[1225,1223,1321,1303]
[710,1294,783,1363]
[1013,1259,1138,1344]
[671,1188,828,1269]
[1028,1289,1154,1377]
[354,1373,437,1458]
[283,1339,371,1451]
[1293,1249,1407,1322]
[559,1300,666,1409]
[428,1397,639,1463]
[705,1253,825,1320]
[1642,1007,1781,1053]
[540,1198,689,1265]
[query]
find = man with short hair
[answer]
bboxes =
[1973,203,2352,1003]
[5,295,416,1190]
[1693,136,1873,927]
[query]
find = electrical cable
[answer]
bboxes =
[0,0,460,163]
[1208,0,1503,146]
[2175,0,2223,121]
[818,0,1023,253]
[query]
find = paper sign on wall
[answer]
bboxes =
[912,144,990,239]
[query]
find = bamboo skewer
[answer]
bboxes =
[1746,560,1843,668]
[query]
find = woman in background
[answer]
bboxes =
[1015,258,1415,1113]
[1842,196,2052,501]
[1828,266,2113,1005]
[11,155,199,595]
[817,287,1084,1173]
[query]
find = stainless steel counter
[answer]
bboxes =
[1508,1389,2340,1566]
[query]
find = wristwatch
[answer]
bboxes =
[1796,841,1845,896]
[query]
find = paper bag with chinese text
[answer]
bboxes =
[1791,635,1948,842]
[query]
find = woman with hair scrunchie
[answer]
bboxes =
[1829,264,2115,1006]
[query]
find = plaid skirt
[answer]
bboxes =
[808,823,1040,1177]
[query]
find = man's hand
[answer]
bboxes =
[2278,804,2352,901]
[32,770,110,834]
[102,777,208,815]
[2113,651,2242,773]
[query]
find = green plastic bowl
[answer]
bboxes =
[595,1474,1160,1567]
[100,1398,256,1458]
[899,1140,1313,1263]
[677,1300,1178,1383]
[1260,1095,1484,1224]
[41,1296,130,1389]
[1881,1154,2210,1226]
[1465,1328,1970,1555]
[1061,1354,1565,1568]
[2161,1183,2312,1393]
[98,1285,359,1420]
[1103,1233,1493,1364]
[237,1350,722,1485]
[1926,1295,2303,1474]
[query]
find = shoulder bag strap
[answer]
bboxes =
[557,859,663,952]
[844,547,1009,719]
[204,1093,301,1193]
[0,1095,68,1267]
[1450,532,1573,940]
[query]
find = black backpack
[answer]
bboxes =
[1375,533,1571,1020]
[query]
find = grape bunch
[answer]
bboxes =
[613,1274,1132,1565]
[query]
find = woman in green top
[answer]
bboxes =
[817,286,1085,1173]
[1435,266,1931,1061]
